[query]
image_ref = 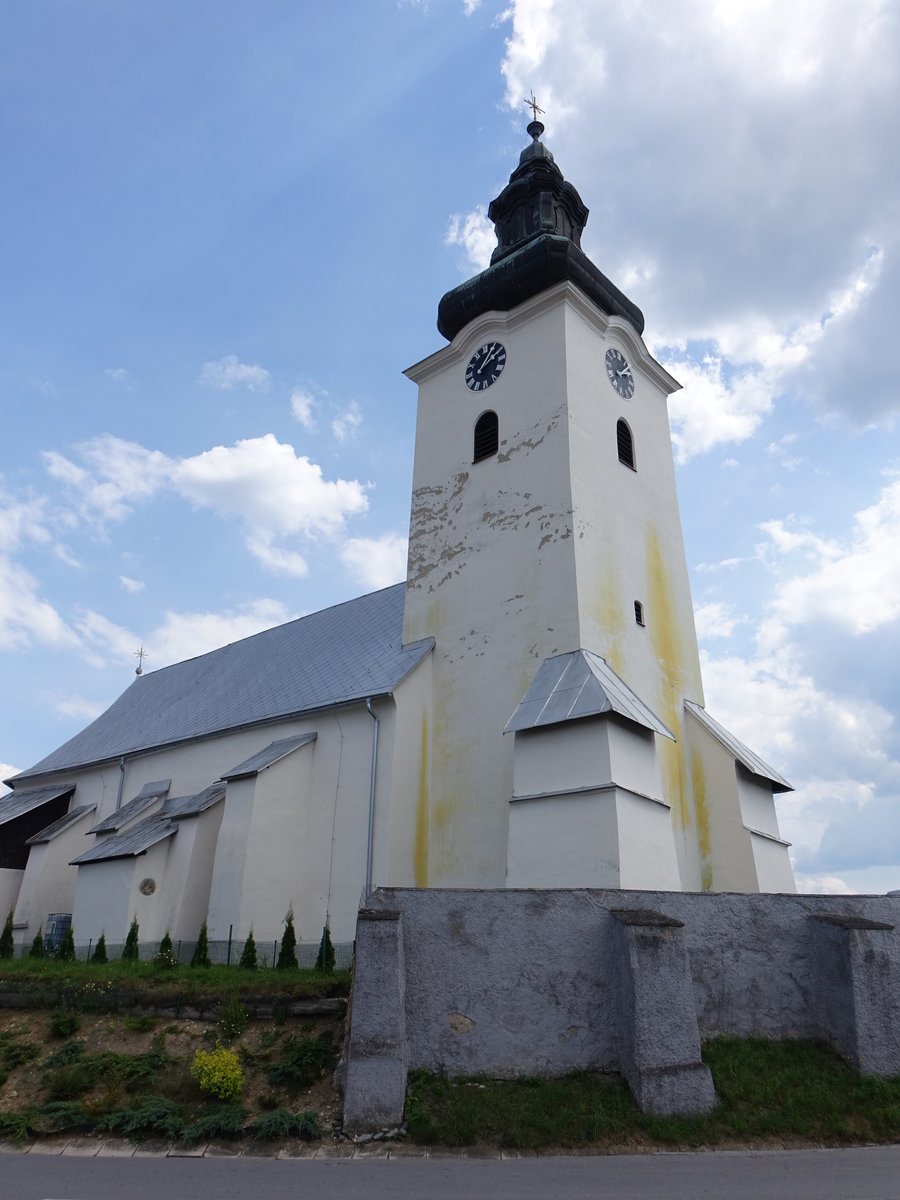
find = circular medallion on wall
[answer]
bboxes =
[139,878,156,896]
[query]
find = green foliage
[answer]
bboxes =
[38,1100,93,1133]
[49,1009,80,1038]
[276,908,298,971]
[315,924,335,973]
[56,926,76,962]
[44,1061,97,1101]
[183,1103,247,1143]
[91,933,108,963]
[216,996,248,1042]
[97,1096,186,1140]
[190,921,211,969]
[249,1107,322,1140]
[0,911,14,959]
[191,1046,243,1103]
[239,928,258,971]
[43,1040,86,1069]
[29,928,44,959]
[266,1030,336,1094]
[124,1013,157,1033]
[0,1107,39,1143]
[0,1032,41,1074]
[121,918,140,963]
[154,930,178,970]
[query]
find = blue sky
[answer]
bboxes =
[2,0,899,893]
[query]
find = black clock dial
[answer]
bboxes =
[465,342,507,391]
[605,348,634,399]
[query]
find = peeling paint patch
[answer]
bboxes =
[558,1025,581,1044]
[449,1012,476,1035]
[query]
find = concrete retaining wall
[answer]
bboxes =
[340,888,900,1130]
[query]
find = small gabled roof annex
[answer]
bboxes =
[70,813,176,865]
[0,782,76,827]
[89,780,171,834]
[505,650,675,740]
[26,805,97,846]
[685,700,793,793]
[16,583,433,783]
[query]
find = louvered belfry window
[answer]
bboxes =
[473,410,499,463]
[617,418,635,470]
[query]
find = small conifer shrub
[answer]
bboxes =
[239,928,258,971]
[91,933,108,964]
[57,926,76,962]
[29,928,44,959]
[315,923,335,973]
[276,908,298,971]
[0,911,14,960]
[190,920,211,968]
[154,931,178,969]
[121,917,140,963]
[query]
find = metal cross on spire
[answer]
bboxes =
[524,91,545,121]
[134,645,149,676]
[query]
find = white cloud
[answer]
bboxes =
[331,401,363,443]
[664,354,774,462]
[148,599,294,667]
[0,555,78,652]
[105,367,133,387]
[445,205,495,273]
[119,575,145,593]
[75,609,140,666]
[462,0,481,13]
[340,533,408,590]
[0,763,19,792]
[245,537,308,577]
[0,490,51,553]
[290,388,317,431]
[55,694,106,721]
[693,601,741,641]
[43,437,170,524]
[199,354,271,392]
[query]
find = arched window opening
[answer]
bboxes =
[473,410,499,463]
[634,600,645,627]
[617,418,635,470]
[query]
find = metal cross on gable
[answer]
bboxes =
[524,90,545,121]
[134,645,149,675]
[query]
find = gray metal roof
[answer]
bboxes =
[71,778,227,865]
[222,733,317,781]
[70,813,176,864]
[0,782,76,827]
[505,650,675,740]
[89,780,171,834]
[165,780,227,819]
[18,584,433,782]
[684,701,793,793]
[26,804,96,845]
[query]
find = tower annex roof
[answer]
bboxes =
[12,584,432,785]
[438,119,644,341]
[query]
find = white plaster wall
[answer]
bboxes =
[125,840,171,940]
[511,723,612,798]
[167,808,225,941]
[683,710,759,894]
[383,657,433,889]
[737,768,784,840]
[607,723,665,801]
[207,776,256,941]
[750,832,797,893]
[507,791,620,887]
[12,808,95,945]
[0,869,23,927]
[616,792,681,890]
[73,858,136,944]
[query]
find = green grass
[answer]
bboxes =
[0,956,349,1000]
[406,1039,900,1151]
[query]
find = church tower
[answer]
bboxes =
[401,119,794,895]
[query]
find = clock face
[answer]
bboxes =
[605,348,634,399]
[465,342,506,391]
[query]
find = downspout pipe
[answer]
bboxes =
[364,698,380,897]
[114,756,126,811]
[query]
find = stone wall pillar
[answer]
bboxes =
[610,909,716,1115]
[342,909,408,1133]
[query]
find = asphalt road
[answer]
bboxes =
[8,1146,900,1200]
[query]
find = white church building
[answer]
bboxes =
[0,119,795,952]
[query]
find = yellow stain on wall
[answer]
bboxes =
[691,747,713,892]
[591,565,626,678]
[646,522,690,833]
[414,710,429,888]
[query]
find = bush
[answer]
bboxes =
[154,931,178,970]
[29,929,44,959]
[250,1107,322,1140]
[57,926,76,962]
[191,1046,243,1103]
[216,997,248,1042]
[97,1096,185,1140]
[191,921,211,969]
[239,929,258,971]
[183,1103,247,1144]
[121,918,140,963]
[91,933,108,964]
[266,1031,336,1093]
[49,1009,81,1039]
[0,911,14,960]
[315,924,335,973]
[276,908,298,971]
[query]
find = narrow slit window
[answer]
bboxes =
[617,418,635,470]
[473,410,499,463]
[634,600,645,626]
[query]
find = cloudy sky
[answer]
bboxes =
[2,1,899,894]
